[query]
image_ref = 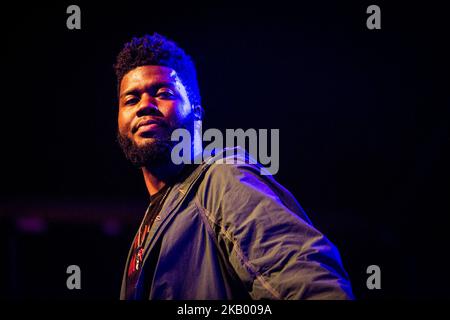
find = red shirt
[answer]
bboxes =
[125,184,171,299]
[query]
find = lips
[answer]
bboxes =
[138,122,158,130]
[135,119,165,135]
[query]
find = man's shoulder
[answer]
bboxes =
[202,146,271,177]
[193,146,279,198]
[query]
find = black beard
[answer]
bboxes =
[117,113,196,169]
[117,131,174,168]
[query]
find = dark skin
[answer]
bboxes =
[118,65,194,195]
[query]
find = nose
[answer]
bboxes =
[136,93,161,117]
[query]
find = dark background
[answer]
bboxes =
[1,1,449,299]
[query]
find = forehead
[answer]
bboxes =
[120,65,181,93]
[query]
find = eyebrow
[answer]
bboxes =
[120,81,177,99]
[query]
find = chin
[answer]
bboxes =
[135,136,157,147]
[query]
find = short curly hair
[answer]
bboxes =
[114,33,201,106]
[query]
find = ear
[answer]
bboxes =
[192,105,204,120]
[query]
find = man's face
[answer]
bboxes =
[117,65,195,167]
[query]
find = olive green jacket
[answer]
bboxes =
[120,147,353,299]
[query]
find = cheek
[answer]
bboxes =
[117,110,131,133]
[163,101,191,123]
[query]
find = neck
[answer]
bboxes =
[142,162,184,196]
[142,137,204,196]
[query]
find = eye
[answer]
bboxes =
[124,97,139,105]
[156,89,176,99]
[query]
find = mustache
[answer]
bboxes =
[132,117,169,134]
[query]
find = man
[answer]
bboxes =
[115,33,353,299]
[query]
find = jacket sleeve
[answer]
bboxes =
[196,157,354,300]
